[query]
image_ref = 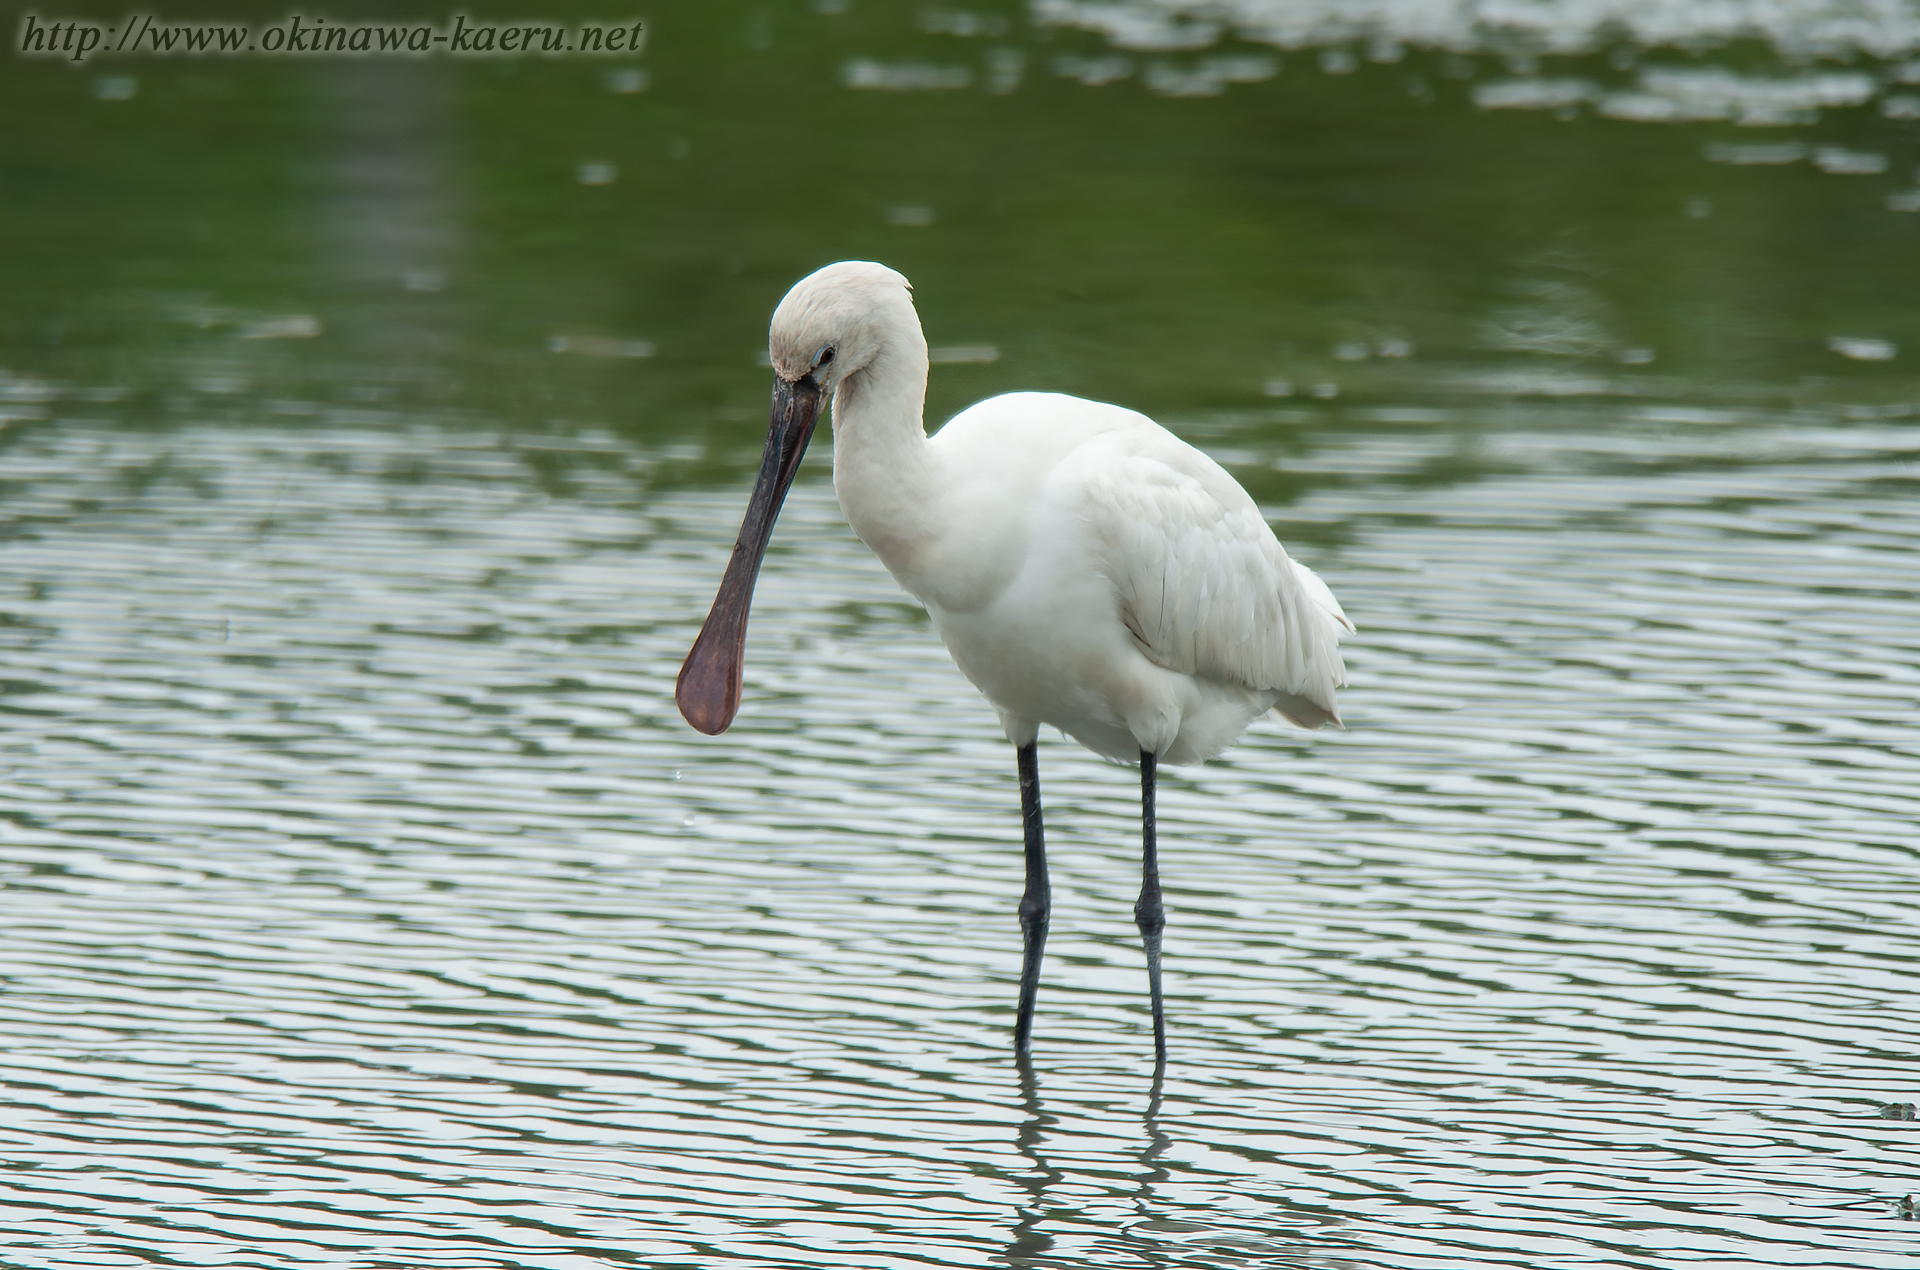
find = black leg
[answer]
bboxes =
[1014,740,1050,1057]
[1136,749,1167,1070]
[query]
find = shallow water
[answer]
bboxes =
[1,410,1916,1267]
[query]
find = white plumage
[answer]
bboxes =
[801,269,1352,766]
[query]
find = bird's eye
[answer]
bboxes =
[814,346,835,368]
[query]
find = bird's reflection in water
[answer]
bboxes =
[999,1061,1177,1269]
[1122,1069,1183,1269]
[1000,1063,1354,1269]
[1133,1067,1173,1217]
[1000,1053,1065,1266]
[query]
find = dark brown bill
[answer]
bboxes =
[676,374,824,734]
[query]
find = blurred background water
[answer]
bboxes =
[2,2,1919,1266]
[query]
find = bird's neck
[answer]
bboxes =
[829,339,944,594]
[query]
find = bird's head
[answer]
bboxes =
[767,260,917,392]
[675,261,916,736]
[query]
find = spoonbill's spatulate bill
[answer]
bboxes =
[678,261,1352,1068]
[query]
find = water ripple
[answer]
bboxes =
[0,416,1916,1267]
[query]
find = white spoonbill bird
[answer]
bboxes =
[678,261,1351,1067]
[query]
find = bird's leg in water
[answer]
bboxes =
[1136,750,1168,1069]
[1014,741,1049,1056]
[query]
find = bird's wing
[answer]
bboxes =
[1058,430,1352,726]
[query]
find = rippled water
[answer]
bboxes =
[2,409,1916,1266]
